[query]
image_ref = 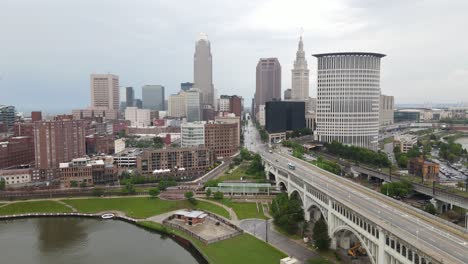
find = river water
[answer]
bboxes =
[0,218,203,264]
[455,137,468,151]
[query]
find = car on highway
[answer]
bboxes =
[288,162,296,170]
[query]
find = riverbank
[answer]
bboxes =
[0,196,289,264]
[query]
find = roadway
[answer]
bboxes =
[244,119,468,264]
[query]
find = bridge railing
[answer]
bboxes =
[265,155,468,237]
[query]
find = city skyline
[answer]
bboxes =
[2,0,468,113]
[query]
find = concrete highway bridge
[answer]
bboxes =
[262,152,468,264]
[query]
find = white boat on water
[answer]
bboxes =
[101,213,115,219]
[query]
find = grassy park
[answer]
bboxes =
[209,198,269,220]
[230,202,268,220]
[0,200,72,215]
[138,221,286,264]
[217,162,251,181]
[62,197,230,219]
[0,196,288,264]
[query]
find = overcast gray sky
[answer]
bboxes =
[1,0,467,113]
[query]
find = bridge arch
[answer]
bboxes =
[278,181,288,192]
[268,171,276,182]
[306,203,327,222]
[332,225,376,264]
[290,189,304,206]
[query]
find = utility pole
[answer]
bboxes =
[265,219,268,243]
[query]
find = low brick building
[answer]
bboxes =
[0,168,32,186]
[86,134,115,155]
[174,210,207,226]
[137,147,215,180]
[408,157,439,182]
[59,157,118,188]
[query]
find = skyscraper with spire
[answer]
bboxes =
[194,33,214,108]
[291,36,309,100]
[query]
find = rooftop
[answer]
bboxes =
[312,52,386,58]
[174,210,207,219]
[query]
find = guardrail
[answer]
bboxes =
[0,212,137,223]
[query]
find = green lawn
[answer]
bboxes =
[138,221,286,264]
[0,200,72,215]
[209,198,268,220]
[61,197,230,219]
[217,162,251,181]
[231,202,268,220]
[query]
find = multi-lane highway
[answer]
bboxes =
[244,119,468,264]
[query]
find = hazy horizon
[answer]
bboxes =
[2,0,468,112]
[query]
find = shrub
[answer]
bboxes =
[149,188,160,198]
[213,191,224,200]
[92,187,104,197]
[184,191,196,204]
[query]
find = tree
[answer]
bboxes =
[424,203,437,215]
[185,191,196,204]
[80,182,87,188]
[381,181,412,198]
[240,148,252,160]
[213,191,224,200]
[313,216,331,250]
[92,187,104,197]
[149,188,160,198]
[0,178,5,191]
[70,181,78,188]
[122,182,136,194]
[205,188,212,198]
[246,154,265,178]
[204,180,220,188]
[270,193,304,234]
[153,136,164,148]
[159,178,177,191]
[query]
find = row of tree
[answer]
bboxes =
[380,181,412,198]
[286,128,313,139]
[125,136,165,149]
[325,141,391,168]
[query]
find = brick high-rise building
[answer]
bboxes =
[229,95,242,117]
[218,95,243,117]
[0,136,35,169]
[14,122,34,137]
[31,111,42,122]
[90,74,120,110]
[33,120,86,170]
[205,122,239,158]
[255,58,281,116]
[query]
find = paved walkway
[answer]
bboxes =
[240,219,317,262]
[197,198,239,222]
[56,200,77,212]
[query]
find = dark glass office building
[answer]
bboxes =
[265,101,305,133]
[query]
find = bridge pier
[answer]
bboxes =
[430,198,452,214]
